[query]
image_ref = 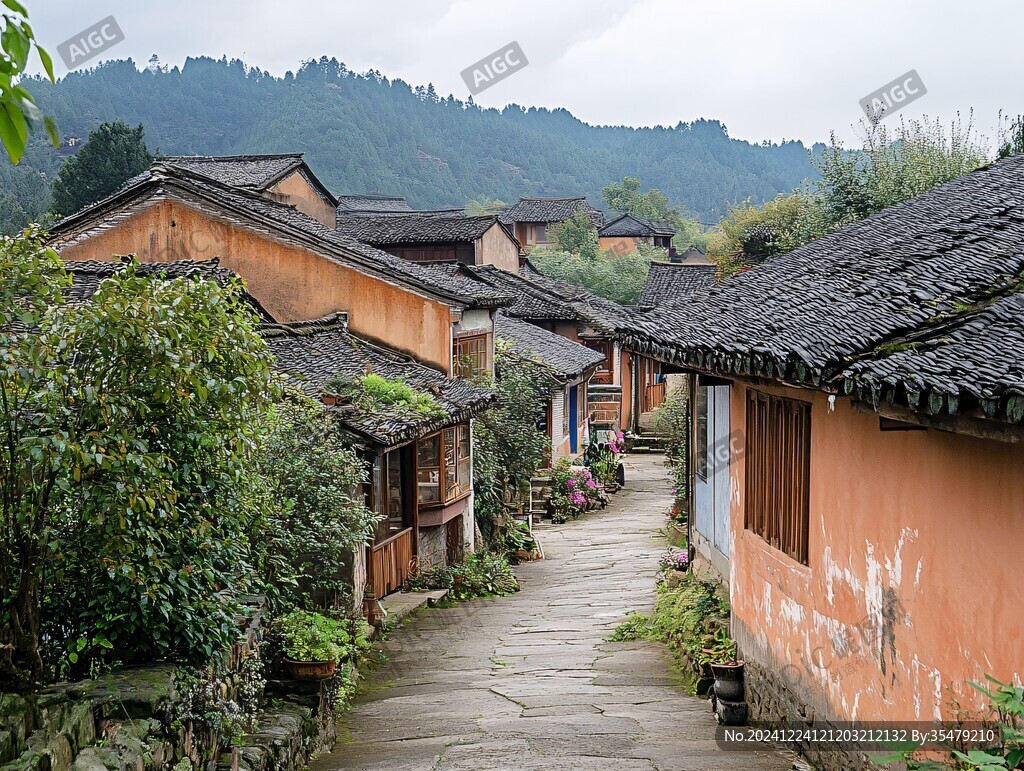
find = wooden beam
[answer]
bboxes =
[852,400,1024,444]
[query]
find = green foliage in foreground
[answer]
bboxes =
[0,1,57,164]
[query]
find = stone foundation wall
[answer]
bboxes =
[742,658,875,771]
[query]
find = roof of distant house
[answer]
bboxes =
[336,194,413,213]
[494,312,604,381]
[335,211,514,246]
[498,196,604,227]
[598,213,677,238]
[454,263,636,331]
[126,153,340,206]
[50,162,513,311]
[638,262,718,306]
[621,153,1024,425]
[262,313,496,447]
[64,257,275,321]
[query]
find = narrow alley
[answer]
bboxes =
[312,455,792,770]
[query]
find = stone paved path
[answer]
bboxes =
[311,454,792,770]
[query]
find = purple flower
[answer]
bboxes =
[566,479,575,487]
[586,480,597,488]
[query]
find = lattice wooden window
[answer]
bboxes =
[417,425,472,506]
[744,390,811,565]
[454,334,489,378]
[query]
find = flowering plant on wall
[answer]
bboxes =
[549,459,603,523]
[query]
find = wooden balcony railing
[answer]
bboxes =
[369,527,413,598]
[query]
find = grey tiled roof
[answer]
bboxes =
[335,212,501,245]
[262,314,496,446]
[598,213,676,238]
[499,197,604,227]
[621,153,1024,423]
[160,154,305,191]
[50,163,513,310]
[64,257,275,320]
[336,195,413,213]
[494,312,604,380]
[638,263,718,306]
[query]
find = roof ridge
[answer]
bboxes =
[163,153,304,162]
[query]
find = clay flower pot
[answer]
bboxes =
[283,658,336,681]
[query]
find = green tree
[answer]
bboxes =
[531,246,651,305]
[472,344,557,540]
[817,116,987,227]
[550,210,599,260]
[0,0,57,164]
[1,241,277,689]
[50,120,153,217]
[602,177,672,221]
[253,393,378,611]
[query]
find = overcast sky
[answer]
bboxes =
[29,0,1024,148]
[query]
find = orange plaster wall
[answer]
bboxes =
[56,200,453,370]
[267,171,337,228]
[598,236,645,255]
[728,380,1024,723]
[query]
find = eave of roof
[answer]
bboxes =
[48,165,514,311]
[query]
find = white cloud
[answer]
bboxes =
[27,0,1024,146]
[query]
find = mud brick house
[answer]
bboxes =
[598,213,676,256]
[638,262,718,307]
[47,155,519,604]
[621,154,1024,769]
[334,210,521,272]
[494,312,604,459]
[47,156,511,374]
[498,196,604,247]
[262,313,496,599]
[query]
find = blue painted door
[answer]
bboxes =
[568,385,578,453]
[693,385,731,560]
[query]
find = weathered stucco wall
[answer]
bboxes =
[267,170,337,228]
[476,224,520,272]
[56,200,454,370]
[728,380,1024,726]
[598,235,644,255]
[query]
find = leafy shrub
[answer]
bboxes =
[325,372,444,416]
[276,609,370,664]
[253,393,378,611]
[654,387,690,510]
[450,552,519,601]
[608,614,652,642]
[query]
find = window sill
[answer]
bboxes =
[418,490,471,511]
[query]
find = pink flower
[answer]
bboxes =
[566,479,575,487]
[583,470,592,479]
[569,492,586,505]
[616,431,624,441]
[586,480,597,488]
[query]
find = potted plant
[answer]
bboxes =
[277,609,348,680]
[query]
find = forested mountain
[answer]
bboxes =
[2,56,821,232]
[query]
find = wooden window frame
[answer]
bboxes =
[695,385,709,480]
[416,424,472,507]
[743,390,811,565]
[454,333,490,378]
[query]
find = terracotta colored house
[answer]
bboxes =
[334,210,521,272]
[498,196,604,247]
[598,213,676,256]
[622,154,1024,769]
[48,156,518,603]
